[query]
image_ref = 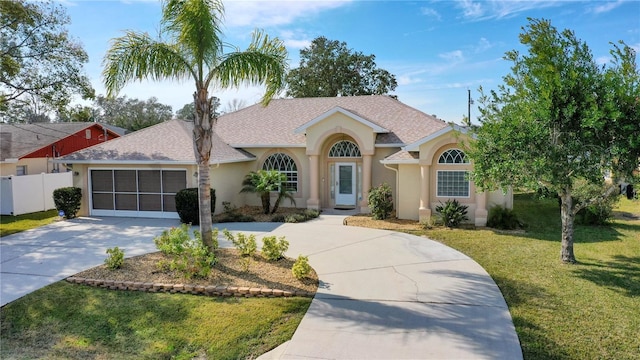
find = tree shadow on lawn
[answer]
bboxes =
[490,275,571,360]
[509,223,626,244]
[1,282,193,357]
[571,255,640,297]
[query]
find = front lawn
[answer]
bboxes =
[0,282,311,359]
[0,209,59,237]
[349,194,640,360]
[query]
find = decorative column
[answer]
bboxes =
[419,164,431,222]
[475,190,488,226]
[307,154,320,210]
[360,154,372,213]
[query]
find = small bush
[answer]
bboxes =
[223,229,257,257]
[52,187,82,219]
[175,188,216,225]
[487,205,521,230]
[292,255,311,280]
[217,201,255,223]
[271,209,320,223]
[285,213,307,223]
[105,247,124,270]
[576,203,614,225]
[435,199,469,228]
[262,236,289,261]
[368,183,393,220]
[153,223,216,279]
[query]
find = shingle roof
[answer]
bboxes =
[215,95,448,146]
[59,119,255,164]
[382,150,420,163]
[0,122,121,161]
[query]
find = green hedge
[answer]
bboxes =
[52,187,82,219]
[175,188,216,225]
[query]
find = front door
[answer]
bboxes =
[335,163,356,207]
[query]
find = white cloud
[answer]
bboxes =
[439,50,464,63]
[588,0,624,14]
[223,0,351,28]
[420,7,442,21]
[455,0,565,21]
[473,37,494,53]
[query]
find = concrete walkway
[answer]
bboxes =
[0,215,522,359]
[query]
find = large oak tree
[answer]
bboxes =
[103,0,288,251]
[286,36,397,97]
[467,18,639,263]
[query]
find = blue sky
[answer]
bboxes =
[62,0,640,124]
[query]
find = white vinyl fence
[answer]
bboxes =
[0,172,73,216]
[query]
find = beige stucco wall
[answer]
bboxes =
[396,164,420,220]
[0,163,16,176]
[1,158,55,176]
[210,161,254,211]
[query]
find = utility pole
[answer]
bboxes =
[467,89,473,126]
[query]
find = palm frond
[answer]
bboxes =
[102,31,193,96]
[212,30,288,105]
[162,0,225,77]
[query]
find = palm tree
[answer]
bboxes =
[102,0,288,251]
[240,170,295,214]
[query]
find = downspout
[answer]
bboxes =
[383,163,399,214]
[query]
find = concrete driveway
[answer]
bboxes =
[0,215,522,359]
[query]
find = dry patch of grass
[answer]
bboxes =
[344,213,423,232]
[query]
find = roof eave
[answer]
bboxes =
[294,106,390,134]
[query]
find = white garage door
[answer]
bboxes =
[90,169,186,218]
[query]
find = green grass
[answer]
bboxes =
[425,194,640,360]
[0,282,311,359]
[0,209,59,237]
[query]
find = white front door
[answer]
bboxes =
[335,162,356,206]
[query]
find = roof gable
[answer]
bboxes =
[403,124,471,151]
[294,106,389,134]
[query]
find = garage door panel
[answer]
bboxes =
[114,170,137,192]
[91,170,113,191]
[92,193,114,210]
[115,193,137,210]
[163,171,187,193]
[139,194,162,211]
[139,170,161,192]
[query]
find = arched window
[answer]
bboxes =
[438,149,469,164]
[436,149,470,197]
[329,140,361,157]
[262,153,298,192]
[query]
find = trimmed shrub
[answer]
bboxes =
[368,183,393,220]
[105,247,124,270]
[435,199,469,228]
[262,236,289,261]
[285,213,307,223]
[292,255,311,280]
[487,205,521,230]
[153,223,216,279]
[53,187,82,219]
[223,229,257,257]
[175,188,216,225]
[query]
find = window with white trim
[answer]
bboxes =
[329,140,361,157]
[437,171,470,197]
[262,153,298,192]
[438,149,469,164]
[16,165,27,176]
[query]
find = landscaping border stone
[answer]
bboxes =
[65,276,315,298]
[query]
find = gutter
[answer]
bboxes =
[383,163,399,213]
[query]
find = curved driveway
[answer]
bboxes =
[1,215,522,359]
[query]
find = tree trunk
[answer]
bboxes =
[261,193,271,214]
[193,89,215,252]
[559,191,577,264]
